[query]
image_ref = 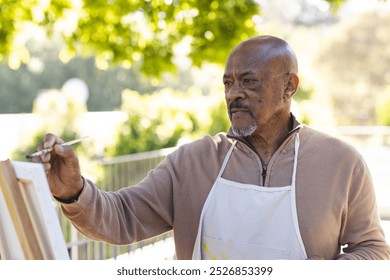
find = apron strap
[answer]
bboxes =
[291,133,300,187]
[217,141,237,178]
[290,132,307,259]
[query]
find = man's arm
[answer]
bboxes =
[35,133,185,245]
[336,159,390,260]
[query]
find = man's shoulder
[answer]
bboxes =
[300,126,362,158]
[179,132,232,152]
[169,133,233,164]
[166,133,232,174]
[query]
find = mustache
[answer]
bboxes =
[229,100,250,111]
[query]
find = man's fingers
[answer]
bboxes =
[40,151,51,163]
[54,144,74,158]
[43,133,64,149]
[41,162,51,173]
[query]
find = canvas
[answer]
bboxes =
[0,159,69,260]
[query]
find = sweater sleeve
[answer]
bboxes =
[336,158,390,260]
[59,146,187,245]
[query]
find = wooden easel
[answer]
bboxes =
[0,159,69,260]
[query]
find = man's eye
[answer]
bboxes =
[224,81,233,87]
[243,79,255,85]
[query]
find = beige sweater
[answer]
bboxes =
[61,122,390,260]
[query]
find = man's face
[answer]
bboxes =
[223,43,290,137]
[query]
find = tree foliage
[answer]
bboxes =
[0,0,345,76]
[323,0,346,12]
[0,0,260,76]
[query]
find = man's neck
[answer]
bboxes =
[246,116,292,165]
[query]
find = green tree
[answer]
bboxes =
[1,0,259,76]
[0,0,344,76]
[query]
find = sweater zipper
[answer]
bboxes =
[228,124,303,186]
[262,165,267,185]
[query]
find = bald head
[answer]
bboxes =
[227,35,298,76]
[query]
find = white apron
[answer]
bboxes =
[192,134,307,260]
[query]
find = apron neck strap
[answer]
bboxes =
[217,141,237,178]
[291,133,300,186]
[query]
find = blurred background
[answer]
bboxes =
[0,0,389,258]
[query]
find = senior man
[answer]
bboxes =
[35,35,390,260]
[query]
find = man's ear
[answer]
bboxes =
[284,73,299,99]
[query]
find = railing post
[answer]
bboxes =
[70,225,78,260]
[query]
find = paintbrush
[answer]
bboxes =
[26,136,89,159]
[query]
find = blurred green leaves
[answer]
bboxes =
[324,0,346,12]
[0,0,348,76]
[0,0,71,68]
[106,87,229,156]
[0,0,260,76]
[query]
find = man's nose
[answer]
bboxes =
[226,82,246,101]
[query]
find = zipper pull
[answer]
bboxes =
[262,165,267,184]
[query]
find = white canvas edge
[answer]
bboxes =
[11,161,70,260]
[0,187,25,259]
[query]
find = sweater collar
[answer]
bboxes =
[226,113,303,151]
